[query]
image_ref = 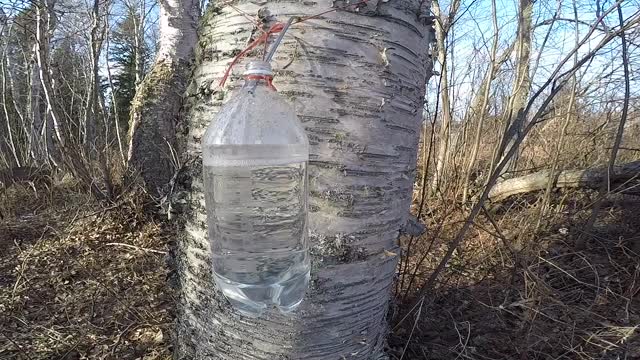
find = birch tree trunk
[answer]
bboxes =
[173,0,434,358]
[0,12,21,167]
[3,26,29,163]
[0,45,21,166]
[127,0,199,195]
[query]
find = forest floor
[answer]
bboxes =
[390,192,640,359]
[0,182,172,359]
[1,181,639,359]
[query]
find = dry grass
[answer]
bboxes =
[390,107,640,359]
[392,191,640,359]
[0,182,173,360]
[1,118,639,359]
[2,181,638,360]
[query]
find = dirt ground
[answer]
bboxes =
[390,193,640,359]
[1,183,639,359]
[0,184,172,359]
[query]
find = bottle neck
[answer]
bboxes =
[243,74,276,91]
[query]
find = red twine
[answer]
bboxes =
[218,22,285,88]
[245,74,277,90]
[217,0,370,89]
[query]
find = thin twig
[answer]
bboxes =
[0,329,34,360]
[399,297,423,360]
[104,242,167,255]
[398,6,640,326]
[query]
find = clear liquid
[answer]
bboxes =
[203,145,309,316]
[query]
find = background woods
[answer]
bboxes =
[1,0,640,359]
[0,0,158,198]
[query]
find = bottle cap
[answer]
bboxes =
[243,60,273,77]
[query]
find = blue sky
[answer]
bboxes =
[3,0,635,117]
[429,0,640,119]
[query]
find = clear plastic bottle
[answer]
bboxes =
[202,60,310,316]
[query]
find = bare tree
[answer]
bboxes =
[30,41,46,162]
[431,0,460,193]
[83,0,105,156]
[578,2,633,248]
[128,0,147,87]
[461,0,502,202]
[34,0,63,166]
[492,0,533,178]
[104,10,127,167]
[535,0,581,227]
[0,11,22,167]
[408,1,640,313]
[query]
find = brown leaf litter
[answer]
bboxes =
[0,185,173,359]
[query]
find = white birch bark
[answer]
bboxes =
[172,0,434,358]
[34,0,63,167]
[3,31,28,163]
[1,20,22,166]
[84,0,103,155]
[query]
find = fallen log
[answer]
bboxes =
[488,161,640,202]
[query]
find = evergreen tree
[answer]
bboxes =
[109,10,147,135]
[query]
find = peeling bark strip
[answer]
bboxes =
[127,0,199,194]
[174,0,434,358]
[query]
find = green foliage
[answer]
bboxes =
[109,10,149,134]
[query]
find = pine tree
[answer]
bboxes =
[109,10,147,137]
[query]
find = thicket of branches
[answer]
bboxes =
[0,0,156,198]
[393,0,640,358]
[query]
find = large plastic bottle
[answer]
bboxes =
[202,60,310,316]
